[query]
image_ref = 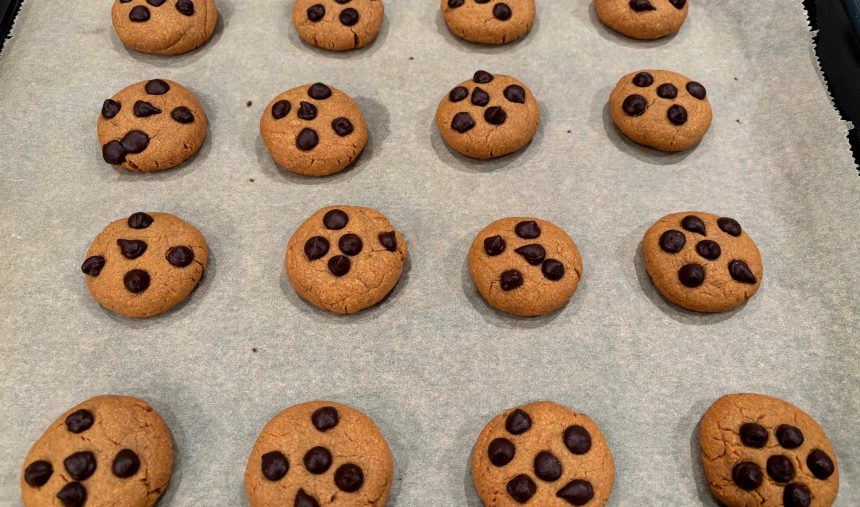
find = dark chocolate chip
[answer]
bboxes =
[103,141,126,165]
[145,79,170,95]
[500,270,524,291]
[332,117,354,137]
[669,0,687,9]
[102,99,121,119]
[335,0,352,3]
[117,239,147,259]
[563,425,592,455]
[339,234,363,256]
[112,449,140,478]
[307,3,325,20]
[64,451,96,481]
[451,112,476,133]
[121,130,150,154]
[681,215,706,236]
[296,128,319,151]
[678,263,705,288]
[504,85,526,104]
[739,422,768,448]
[449,86,469,102]
[629,0,656,12]
[324,209,349,230]
[312,406,339,431]
[668,104,688,125]
[81,256,106,277]
[295,489,320,507]
[171,106,195,124]
[807,450,835,479]
[448,0,465,7]
[622,94,648,116]
[308,83,332,100]
[777,425,804,449]
[534,451,563,482]
[167,246,195,267]
[488,438,515,467]
[24,460,53,487]
[176,0,195,16]
[272,100,291,119]
[304,446,333,474]
[659,230,686,253]
[732,461,763,490]
[129,5,150,22]
[473,70,494,84]
[340,8,360,26]
[783,483,812,507]
[147,0,166,5]
[65,409,95,433]
[767,455,795,483]
[515,244,546,265]
[134,100,161,118]
[484,106,507,125]
[556,480,594,506]
[305,236,330,260]
[493,3,512,20]
[717,217,742,236]
[633,72,654,87]
[298,101,318,121]
[507,474,537,503]
[124,269,151,293]
[506,408,532,434]
[379,232,398,252]
[128,212,154,229]
[328,255,351,277]
[729,260,756,284]
[695,240,721,260]
[542,259,565,281]
[261,451,289,481]
[471,87,490,107]
[56,482,86,507]
[515,220,541,239]
[686,81,707,100]
[657,83,678,99]
[475,0,491,3]
[334,463,364,492]
[483,235,506,256]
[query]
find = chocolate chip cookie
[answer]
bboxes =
[112,0,218,55]
[469,217,582,317]
[609,70,711,152]
[436,71,540,159]
[98,79,207,172]
[285,206,407,314]
[245,401,394,507]
[472,401,615,506]
[642,211,762,313]
[21,395,174,507]
[260,83,368,177]
[699,393,839,507]
[82,212,209,318]
[292,0,384,51]
[441,0,536,45]
[595,0,688,40]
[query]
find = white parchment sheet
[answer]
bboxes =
[0,0,858,505]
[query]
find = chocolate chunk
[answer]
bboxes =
[451,112,476,133]
[272,100,291,119]
[328,255,351,277]
[629,0,656,12]
[176,0,194,16]
[471,87,490,107]
[81,256,106,277]
[484,106,507,125]
[515,244,546,265]
[307,3,325,21]
[103,141,126,165]
[24,460,53,487]
[56,482,86,507]
[564,425,592,455]
[484,235,507,256]
[515,220,541,239]
[807,449,835,479]
[298,101,318,121]
[334,463,364,492]
[295,489,320,507]
[695,240,721,260]
[66,409,95,434]
[504,85,526,104]
[729,260,756,284]
[500,270,524,291]
[129,5,150,22]
[534,451,563,482]
[312,406,339,431]
[506,474,536,503]
[305,237,330,260]
[732,462,763,490]
[340,8,360,26]
[488,438,515,467]
[167,246,195,267]
[102,99,121,119]
[657,83,678,99]
[506,408,532,434]
[474,70,494,84]
[128,212,154,229]
[678,263,705,288]
[308,83,332,100]
[448,0,465,7]
[669,0,687,9]
[542,259,565,281]
[556,480,594,505]
[717,217,742,236]
[739,422,768,448]
[171,106,195,124]
[659,230,686,253]
[767,455,795,483]
[124,269,151,293]
[332,117,354,137]
[475,0,491,3]
[324,209,349,230]
[304,446,333,474]
[261,451,289,481]
[117,239,147,259]
[145,79,170,95]
[147,0,166,5]
[783,484,812,507]
[493,3,512,20]
[668,104,688,125]
[296,128,319,151]
[335,0,351,3]
[449,86,469,102]
[133,100,161,118]
[622,94,648,116]
[686,81,707,100]
[339,234,363,256]
[112,449,140,478]
[379,232,398,252]
[681,215,706,236]
[633,72,654,87]
[64,451,96,481]
[777,424,804,449]
[121,130,150,154]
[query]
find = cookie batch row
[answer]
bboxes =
[20,393,839,506]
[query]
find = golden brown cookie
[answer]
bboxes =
[260,83,368,177]
[81,211,209,318]
[98,79,207,172]
[469,217,582,317]
[594,0,687,40]
[472,401,615,506]
[112,0,218,55]
[436,70,540,159]
[21,395,174,507]
[285,206,407,314]
[699,393,839,507]
[441,0,536,45]
[609,70,711,152]
[642,211,762,313]
[292,0,384,51]
[244,401,394,507]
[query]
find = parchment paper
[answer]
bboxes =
[0,1,858,505]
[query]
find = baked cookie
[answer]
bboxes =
[81,212,209,318]
[98,79,207,172]
[472,401,615,506]
[595,0,688,40]
[261,83,368,177]
[699,393,839,507]
[21,395,174,507]
[292,0,384,51]
[245,401,394,507]
[436,71,540,159]
[469,217,582,317]
[112,0,218,55]
[609,70,711,152]
[642,211,762,313]
[441,0,536,45]
[285,206,407,314]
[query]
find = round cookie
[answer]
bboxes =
[244,401,394,507]
[21,395,174,507]
[292,0,384,51]
[285,206,407,314]
[441,0,536,45]
[436,70,540,159]
[595,0,688,40]
[699,393,839,507]
[98,79,207,172]
[81,211,209,318]
[112,0,218,55]
[642,211,762,313]
[261,83,368,177]
[469,217,582,317]
[609,70,711,152]
[472,401,615,506]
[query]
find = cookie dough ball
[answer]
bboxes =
[81,211,209,318]
[441,0,536,45]
[595,0,687,40]
[261,83,368,177]
[21,395,174,507]
[699,393,839,507]
[469,217,582,317]
[292,0,384,51]
[436,70,540,159]
[245,401,394,507]
[285,206,407,314]
[642,211,762,312]
[98,79,208,172]
[472,401,615,506]
[112,0,218,55]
